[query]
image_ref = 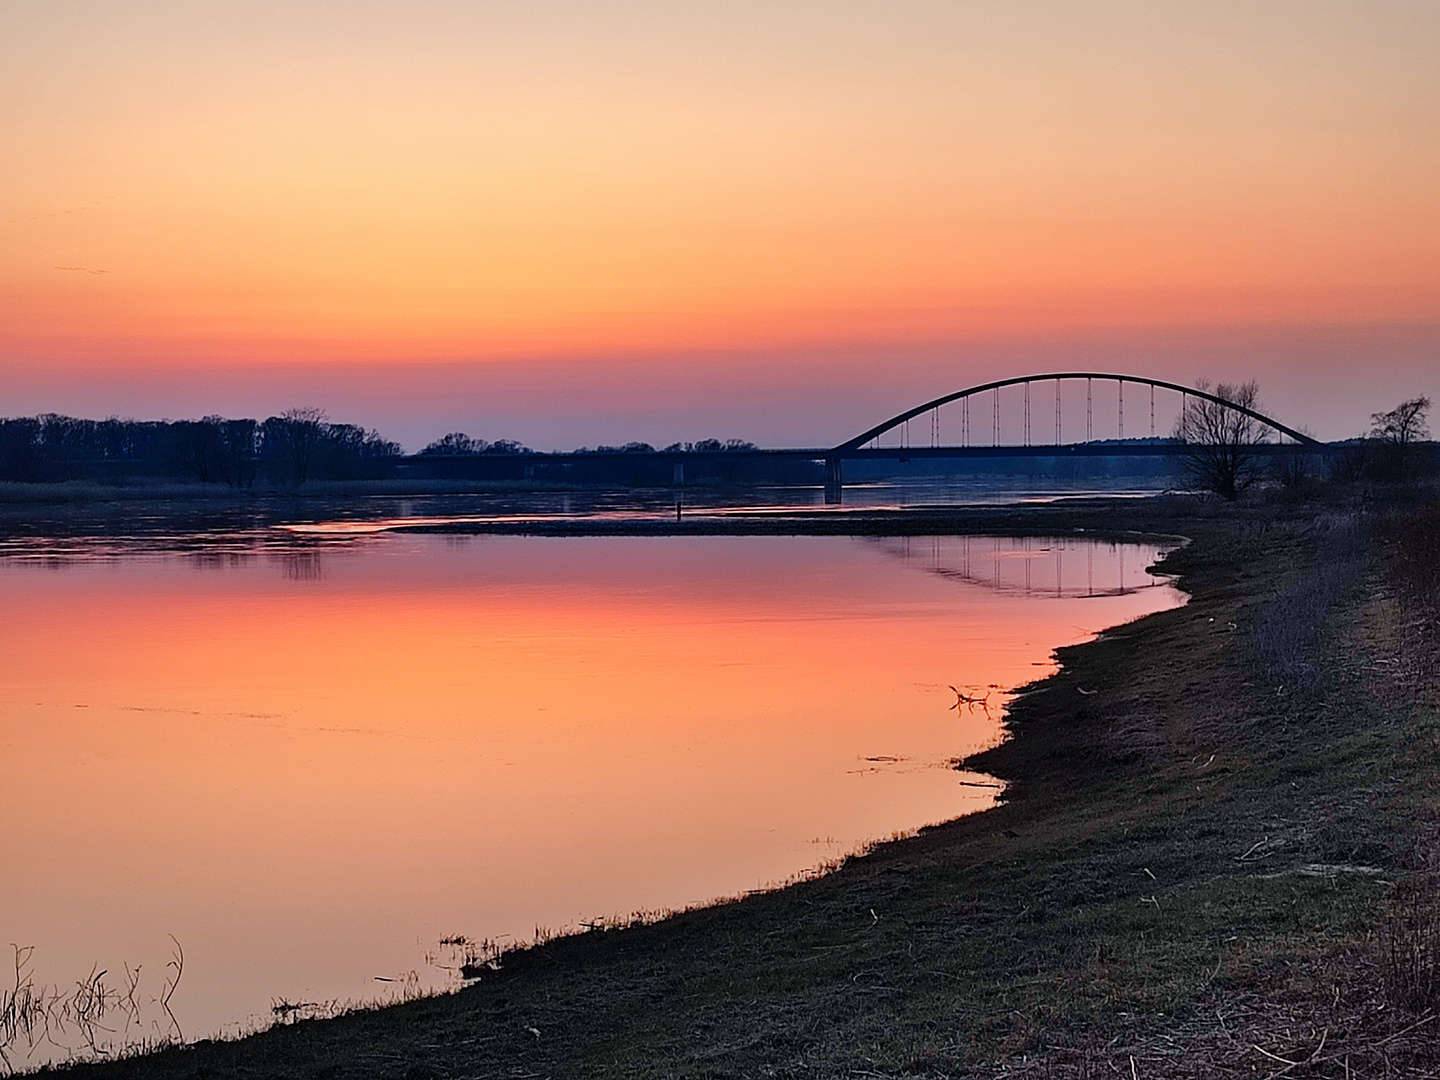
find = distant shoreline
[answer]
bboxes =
[0,481,1203,548]
[387,502,1193,541]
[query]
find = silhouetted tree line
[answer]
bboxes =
[662,439,757,453]
[575,438,757,454]
[416,433,530,456]
[406,432,782,484]
[415,433,756,456]
[0,408,402,486]
[0,413,779,488]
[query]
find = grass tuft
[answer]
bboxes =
[1382,873,1440,1013]
[1253,510,1369,687]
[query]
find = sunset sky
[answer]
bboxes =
[3,1,1437,449]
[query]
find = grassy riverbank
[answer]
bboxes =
[43,490,1440,1077]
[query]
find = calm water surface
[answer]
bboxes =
[0,528,1182,1061]
[0,478,1166,557]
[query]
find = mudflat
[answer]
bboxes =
[36,490,1440,1078]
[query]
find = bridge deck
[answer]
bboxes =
[407,441,1330,468]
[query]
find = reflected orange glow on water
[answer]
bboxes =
[0,534,1181,1052]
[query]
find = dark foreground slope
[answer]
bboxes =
[48,495,1440,1078]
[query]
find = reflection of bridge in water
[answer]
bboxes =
[874,534,1175,599]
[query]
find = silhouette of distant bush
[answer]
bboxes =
[584,441,655,454]
[483,439,529,455]
[416,434,531,456]
[419,433,488,455]
[656,439,757,453]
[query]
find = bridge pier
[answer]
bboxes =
[824,457,843,504]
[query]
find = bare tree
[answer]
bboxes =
[1366,397,1432,481]
[171,419,222,483]
[1371,398,1431,447]
[212,417,258,488]
[172,416,258,486]
[261,407,327,486]
[1273,444,1320,489]
[1174,379,1269,499]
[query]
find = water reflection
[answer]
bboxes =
[0,531,1183,1065]
[279,551,326,581]
[875,534,1171,598]
[0,478,1163,560]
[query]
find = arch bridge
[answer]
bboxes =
[822,372,1325,501]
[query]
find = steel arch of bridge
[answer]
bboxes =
[829,372,1323,454]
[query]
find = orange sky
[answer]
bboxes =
[2,2,1437,445]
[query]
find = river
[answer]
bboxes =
[0,523,1182,1064]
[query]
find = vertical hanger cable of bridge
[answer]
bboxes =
[1118,378,1124,440]
[1055,378,1061,445]
[1087,378,1093,442]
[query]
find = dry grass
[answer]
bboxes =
[1381,874,1440,1015]
[988,999,1440,1079]
[0,943,184,1073]
[1253,510,1369,688]
[1380,500,1440,681]
[979,497,1440,1080]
